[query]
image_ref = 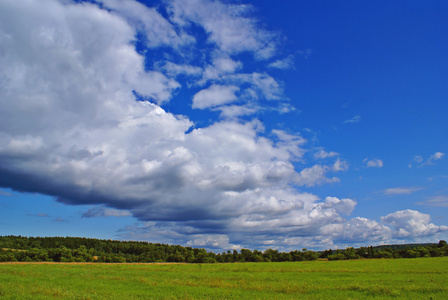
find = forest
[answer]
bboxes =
[1,235,447,263]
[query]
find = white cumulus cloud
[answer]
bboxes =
[0,0,446,251]
[192,85,239,109]
[364,158,384,168]
[381,210,448,238]
[314,149,339,159]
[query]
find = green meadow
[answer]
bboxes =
[0,257,447,299]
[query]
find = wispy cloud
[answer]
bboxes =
[167,0,277,58]
[82,207,132,218]
[53,218,69,223]
[27,212,51,218]
[344,115,361,124]
[426,152,445,165]
[416,196,448,207]
[297,49,313,59]
[157,62,202,77]
[409,152,445,168]
[383,187,423,195]
[0,190,13,197]
[268,55,295,70]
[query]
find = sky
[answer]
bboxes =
[0,0,447,252]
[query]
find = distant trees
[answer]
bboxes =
[0,236,447,264]
[322,242,448,261]
[48,246,73,262]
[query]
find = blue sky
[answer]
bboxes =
[0,0,447,251]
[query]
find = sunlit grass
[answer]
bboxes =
[0,257,447,299]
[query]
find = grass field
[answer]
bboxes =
[0,257,447,299]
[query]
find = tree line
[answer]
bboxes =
[0,235,447,263]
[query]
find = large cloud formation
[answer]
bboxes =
[0,0,446,251]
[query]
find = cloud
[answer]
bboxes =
[322,197,356,216]
[185,234,242,251]
[0,0,446,251]
[409,152,445,168]
[82,206,132,218]
[214,104,259,119]
[200,56,243,83]
[157,62,203,77]
[167,0,277,58]
[157,0,288,116]
[430,152,445,161]
[268,55,295,70]
[322,210,448,247]
[416,196,448,207]
[192,85,239,109]
[293,157,348,187]
[28,212,51,218]
[344,115,361,124]
[297,49,313,59]
[321,217,392,246]
[383,187,422,195]
[276,102,297,114]
[295,165,340,187]
[363,158,383,168]
[381,210,448,238]
[53,218,69,223]
[246,72,284,100]
[409,156,423,168]
[314,149,339,159]
[196,69,287,116]
[0,189,13,197]
[332,158,349,172]
[100,0,194,48]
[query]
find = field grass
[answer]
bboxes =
[0,257,447,299]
